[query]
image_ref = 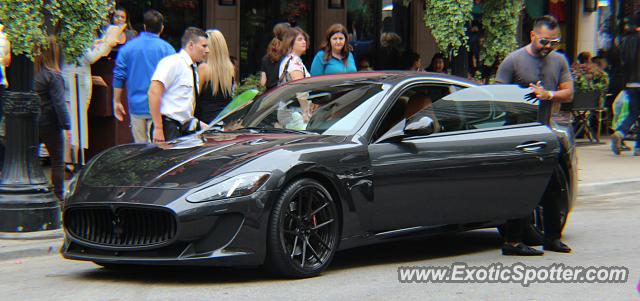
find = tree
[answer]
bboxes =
[480,0,523,67]
[422,0,474,58]
[0,0,114,62]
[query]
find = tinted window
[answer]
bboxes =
[411,85,538,133]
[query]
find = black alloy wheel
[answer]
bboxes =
[266,178,339,278]
[499,165,570,245]
[526,165,570,243]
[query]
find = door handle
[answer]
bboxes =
[516,141,547,152]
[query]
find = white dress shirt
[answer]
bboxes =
[151,49,198,123]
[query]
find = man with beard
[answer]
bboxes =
[495,15,574,256]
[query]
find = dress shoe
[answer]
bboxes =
[502,243,544,256]
[543,239,571,253]
[610,132,623,155]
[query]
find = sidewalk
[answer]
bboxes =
[0,139,638,262]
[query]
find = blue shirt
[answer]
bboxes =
[310,50,357,76]
[113,32,175,115]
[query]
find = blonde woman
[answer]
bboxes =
[196,29,235,124]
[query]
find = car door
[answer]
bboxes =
[367,84,560,232]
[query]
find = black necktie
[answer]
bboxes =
[191,64,198,112]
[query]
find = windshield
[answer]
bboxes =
[221,80,390,135]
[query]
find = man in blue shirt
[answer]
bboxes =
[113,10,175,143]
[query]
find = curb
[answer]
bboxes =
[0,229,63,262]
[0,239,61,262]
[578,178,640,197]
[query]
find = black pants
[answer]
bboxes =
[40,127,65,201]
[150,116,183,142]
[504,173,563,242]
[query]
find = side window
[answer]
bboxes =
[414,85,539,133]
[373,84,453,140]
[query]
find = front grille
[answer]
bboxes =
[64,207,177,247]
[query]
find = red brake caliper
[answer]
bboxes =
[312,214,317,227]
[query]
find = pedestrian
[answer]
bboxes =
[310,23,356,76]
[112,9,175,143]
[611,12,640,156]
[62,23,123,164]
[495,15,574,256]
[402,51,423,71]
[426,53,447,73]
[278,27,310,85]
[260,22,290,89]
[33,36,71,202]
[110,7,138,46]
[195,29,235,124]
[148,27,209,143]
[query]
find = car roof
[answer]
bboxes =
[291,71,478,87]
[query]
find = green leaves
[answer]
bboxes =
[481,0,522,67]
[0,1,47,60]
[423,0,474,57]
[57,0,114,63]
[0,0,113,62]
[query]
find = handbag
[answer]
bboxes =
[277,56,294,86]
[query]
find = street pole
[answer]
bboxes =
[0,91,60,232]
[74,73,84,166]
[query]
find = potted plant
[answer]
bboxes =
[570,62,609,108]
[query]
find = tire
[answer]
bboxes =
[498,165,570,245]
[265,178,339,278]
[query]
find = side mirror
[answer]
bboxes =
[404,116,435,136]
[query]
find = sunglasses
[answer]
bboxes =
[538,37,561,47]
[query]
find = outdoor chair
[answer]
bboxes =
[562,92,603,143]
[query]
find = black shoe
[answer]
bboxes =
[543,239,571,253]
[502,243,544,256]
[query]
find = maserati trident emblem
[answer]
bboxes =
[112,213,124,240]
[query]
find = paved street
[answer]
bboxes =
[1,189,638,301]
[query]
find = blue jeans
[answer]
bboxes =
[617,87,640,147]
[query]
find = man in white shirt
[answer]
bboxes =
[148,27,209,142]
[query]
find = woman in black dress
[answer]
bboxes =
[196,29,235,124]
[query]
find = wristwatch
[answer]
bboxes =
[546,90,554,100]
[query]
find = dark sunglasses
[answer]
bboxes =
[539,38,561,47]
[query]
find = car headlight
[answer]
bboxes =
[186,172,271,203]
[63,173,80,205]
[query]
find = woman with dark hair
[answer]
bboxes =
[426,53,448,73]
[310,23,356,76]
[277,27,310,85]
[34,36,71,202]
[260,22,291,89]
[111,7,137,44]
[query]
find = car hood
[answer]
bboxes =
[79,132,345,189]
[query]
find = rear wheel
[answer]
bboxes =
[265,178,339,278]
[499,166,570,245]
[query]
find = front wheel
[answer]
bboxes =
[265,178,339,278]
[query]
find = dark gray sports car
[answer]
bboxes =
[61,72,576,278]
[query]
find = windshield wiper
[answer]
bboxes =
[237,127,317,135]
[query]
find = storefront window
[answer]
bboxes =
[116,0,204,50]
[347,0,410,70]
[239,0,314,78]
